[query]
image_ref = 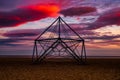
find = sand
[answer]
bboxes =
[0,58,120,80]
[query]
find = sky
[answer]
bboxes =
[0,0,120,56]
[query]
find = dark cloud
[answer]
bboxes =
[3,29,42,37]
[0,0,52,10]
[0,4,60,28]
[85,35,120,40]
[4,32,37,37]
[0,38,20,46]
[0,28,45,46]
[86,7,120,30]
[0,37,35,46]
[0,0,18,9]
[1,29,43,46]
[60,6,96,16]
[68,24,97,35]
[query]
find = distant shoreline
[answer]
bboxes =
[0,55,120,59]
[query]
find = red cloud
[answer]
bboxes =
[0,4,60,28]
[60,7,96,16]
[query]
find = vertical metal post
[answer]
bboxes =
[32,41,36,62]
[83,40,87,63]
[58,17,61,39]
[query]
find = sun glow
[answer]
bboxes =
[31,4,60,17]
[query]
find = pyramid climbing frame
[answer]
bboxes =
[32,17,87,64]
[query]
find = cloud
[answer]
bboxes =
[1,29,44,46]
[0,0,18,9]
[60,6,96,16]
[2,23,120,41]
[0,4,60,28]
[66,24,120,41]
[96,39,120,44]
[84,34,120,49]
[0,38,21,46]
[0,0,59,10]
[86,7,120,30]
[1,26,120,48]
[85,35,120,40]
[3,29,43,37]
[0,37,35,46]
[44,23,98,38]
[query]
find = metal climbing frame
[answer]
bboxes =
[32,16,87,64]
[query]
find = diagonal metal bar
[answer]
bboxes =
[60,17,84,40]
[35,40,59,62]
[61,40,83,62]
[35,17,59,40]
[38,41,61,62]
[60,42,81,62]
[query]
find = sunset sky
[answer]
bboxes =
[0,0,120,56]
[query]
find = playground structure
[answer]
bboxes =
[32,16,86,64]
